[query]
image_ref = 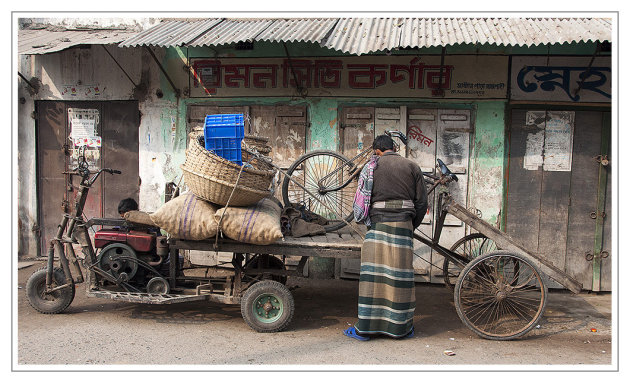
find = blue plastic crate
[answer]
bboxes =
[204,114,245,140]
[205,137,243,165]
[203,113,245,165]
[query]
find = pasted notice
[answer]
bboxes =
[543,111,574,171]
[523,111,574,172]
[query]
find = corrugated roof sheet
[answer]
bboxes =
[255,18,339,43]
[119,19,223,47]
[324,18,612,54]
[190,19,275,46]
[21,17,612,55]
[19,27,138,55]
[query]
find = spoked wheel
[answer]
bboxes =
[454,251,547,340]
[26,267,76,314]
[240,280,295,333]
[281,150,359,232]
[444,233,499,291]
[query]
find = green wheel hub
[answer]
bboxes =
[252,293,284,323]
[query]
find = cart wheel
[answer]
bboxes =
[444,233,499,291]
[240,280,295,333]
[454,251,547,340]
[25,267,75,314]
[281,150,357,232]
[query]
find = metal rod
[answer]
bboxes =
[101,45,138,88]
[144,46,180,97]
[17,71,37,90]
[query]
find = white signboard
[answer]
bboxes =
[511,56,611,103]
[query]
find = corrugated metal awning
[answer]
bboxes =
[119,19,223,48]
[21,17,613,56]
[323,17,613,54]
[18,27,139,55]
[118,17,611,55]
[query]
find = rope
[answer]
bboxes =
[213,156,256,252]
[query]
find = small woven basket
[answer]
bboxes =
[182,132,274,206]
[243,135,272,155]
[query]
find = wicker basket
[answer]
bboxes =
[182,132,274,206]
[181,165,271,206]
[243,135,272,155]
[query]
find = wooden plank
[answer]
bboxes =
[506,110,543,254]
[445,199,583,293]
[274,105,307,168]
[341,106,374,158]
[433,109,470,282]
[564,111,601,291]
[538,166,572,283]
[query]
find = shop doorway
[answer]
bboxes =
[36,101,140,257]
[506,109,611,291]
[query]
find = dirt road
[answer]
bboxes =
[15,262,613,367]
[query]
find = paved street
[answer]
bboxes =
[16,261,613,367]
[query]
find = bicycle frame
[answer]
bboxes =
[317,130,406,193]
[44,150,121,293]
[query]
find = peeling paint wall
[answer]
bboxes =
[468,101,507,228]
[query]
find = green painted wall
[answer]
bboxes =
[468,101,507,229]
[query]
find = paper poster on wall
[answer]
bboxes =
[543,111,574,172]
[70,118,95,138]
[523,111,545,170]
[522,111,574,172]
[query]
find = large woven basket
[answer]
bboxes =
[182,133,274,206]
[181,165,271,206]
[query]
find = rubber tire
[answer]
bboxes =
[454,251,548,340]
[443,233,498,291]
[281,150,355,233]
[26,267,76,314]
[240,280,295,333]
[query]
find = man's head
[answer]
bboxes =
[372,134,395,156]
[118,198,138,217]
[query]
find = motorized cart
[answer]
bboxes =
[26,133,583,341]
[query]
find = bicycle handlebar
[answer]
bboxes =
[437,159,458,182]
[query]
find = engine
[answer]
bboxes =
[94,228,169,288]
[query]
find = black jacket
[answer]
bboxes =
[369,152,428,228]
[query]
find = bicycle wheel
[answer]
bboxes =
[281,150,358,232]
[443,233,499,291]
[454,251,547,340]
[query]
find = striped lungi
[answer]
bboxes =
[355,220,415,337]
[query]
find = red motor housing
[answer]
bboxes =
[94,229,156,252]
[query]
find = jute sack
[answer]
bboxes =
[123,210,156,227]
[150,193,218,240]
[215,197,283,245]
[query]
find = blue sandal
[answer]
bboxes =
[343,326,370,341]
[403,326,415,339]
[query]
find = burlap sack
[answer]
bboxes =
[215,197,283,245]
[150,193,218,240]
[123,211,156,226]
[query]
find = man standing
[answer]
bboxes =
[345,134,428,340]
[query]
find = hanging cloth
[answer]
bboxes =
[353,155,380,226]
